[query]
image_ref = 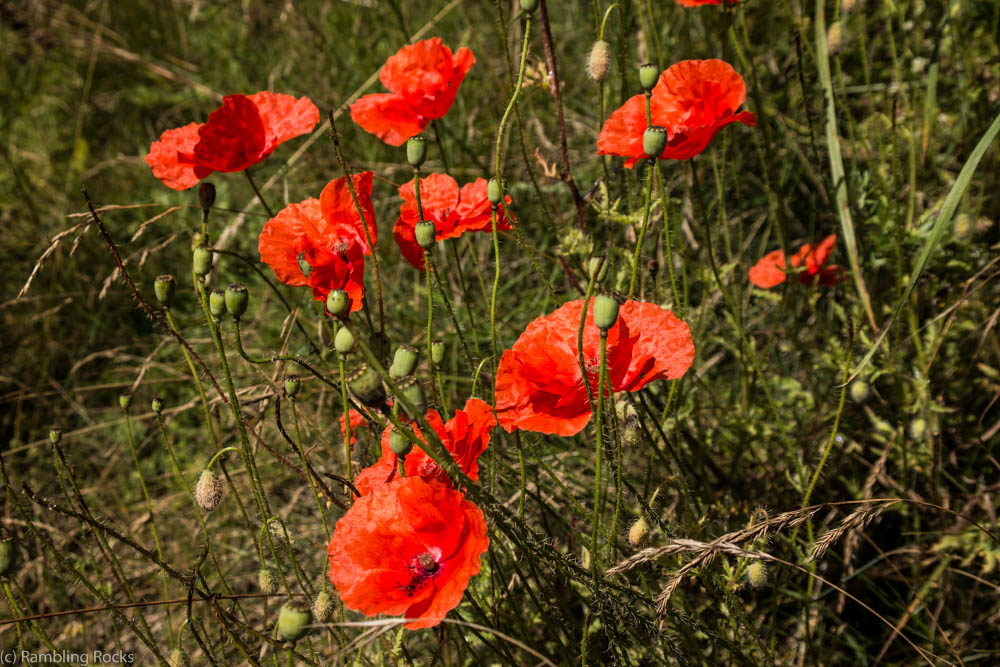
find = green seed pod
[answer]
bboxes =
[312,590,333,623]
[587,40,612,83]
[588,257,607,283]
[284,375,301,398]
[593,294,620,331]
[396,376,426,420]
[154,275,176,308]
[746,561,767,588]
[487,178,504,205]
[0,540,16,578]
[643,126,668,161]
[49,428,62,445]
[258,567,276,596]
[909,418,928,441]
[208,289,226,319]
[849,379,870,403]
[297,252,313,278]
[389,428,413,458]
[430,340,445,365]
[389,345,420,379]
[277,600,312,643]
[151,396,165,414]
[225,283,249,319]
[639,62,659,92]
[119,393,133,411]
[326,289,351,317]
[628,516,650,547]
[334,326,356,355]
[407,135,427,169]
[167,648,190,667]
[415,221,437,250]
[198,182,216,213]
[347,363,386,407]
[520,0,538,13]
[192,246,213,277]
[195,469,223,511]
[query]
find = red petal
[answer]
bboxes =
[192,94,267,172]
[393,215,428,270]
[748,248,789,288]
[380,39,476,120]
[350,93,427,146]
[597,94,648,167]
[319,172,378,252]
[247,91,319,154]
[146,122,203,190]
[613,301,695,393]
[258,198,321,287]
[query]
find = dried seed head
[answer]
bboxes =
[277,600,312,643]
[628,516,650,547]
[258,567,277,596]
[167,648,190,667]
[587,40,612,82]
[194,469,223,512]
[746,560,767,588]
[312,590,333,623]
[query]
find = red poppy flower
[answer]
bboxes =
[675,0,738,6]
[393,174,514,269]
[340,409,369,448]
[258,172,377,310]
[328,475,489,629]
[353,398,496,497]
[748,234,843,288]
[598,59,755,168]
[350,38,476,146]
[495,299,695,436]
[146,92,319,190]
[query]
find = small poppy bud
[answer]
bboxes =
[396,376,426,420]
[909,418,927,441]
[195,469,223,511]
[849,380,870,403]
[277,600,312,643]
[312,590,333,623]
[167,648,190,667]
[326,289,350,317]
[746,560,767,588]
[841,0,855,12]
[593,294,620,331]
[643,126,668,161]
[389,428,413,458]
[284,375,301,398]
[430,340,445,365]
[198,182,216,212]
[520,0,538,13]
[49,428,62,445]
[588,257,607,282]
[193,246,213,277]
[639,63,659,92]
[119,393,132,411]
[258,567,276,595]
[415,221,437,250]
[152,396,165,414]
[208,289,226,319]
[407,135,427,169]
[347,363,386,407]
[0,540,16,577]
[297,252,313,278]
[225,283,249,319]
[628,516,650,547]
[487,177,504,205]
[335,326,356,355]
[155,275,176,308]
[587,40,612,82]
[389,345,420,379]
[827,22,844,55]
[623,410,641,447]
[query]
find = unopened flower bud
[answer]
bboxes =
[312,590,333,623]
[326,289,350,317]
[347,363,386,407]
[415,221,436,250]
[430,340,445,365]
[520,0,538,14]
[155,275,176,308]
[284,375,301,398]
[746,560,767,588]
[389,428,413,457]
[639,62,659,92]
[849,379,870,403]
[119,393,133,411]
[487,178,504,205]
[588,257,607,283]
[193,246,213,277]
[407,136,427,169]
[593,294,620,331]
[152,396,165,414]
[587,40,612,82]
[0,540,16,577]
[389,345,419,379]
[198,182,216,212]
[335,326,356,355]
[49,428,62,445]
[841,0,855,12]
[622,405,641,447]
[258,567,276,595]
[827,22,844,55]
[167,648,190,667]
[277,601,312,644]
[395,376,426,420]
[628,516,650,547]
[195,469,223,511]
[225,283,248,319]
[909,418,927,441]
[208,289,226,319]
[643,126,668,161]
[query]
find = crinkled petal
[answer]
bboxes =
[258,198,321,287]
[145,122,203,190]
[191,94,267,173]
[350,93,428,146]
[319,171,378,252]
[247,91,320,153]
[597,94,648,166]
[748,248,789,288]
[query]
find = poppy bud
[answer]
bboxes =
[827,22,844,55]
[119,393,132,411]
[49,428,62,445]
[587,40,612,82]
[0,540,16,577]
[347,363,386,407]
[639,63,659,92]
[297,252,313,278]
[520,0,538,13]
[312,590,333,623]
[430,340,445,365]
[193,246,213,277]
[326,289,350,317]
[588,257,607,282]
[195,469,223,511]
[628,516,650,547]
[643,126,668,161]
[225,283,249,319]
[334,326,356,355]
[415,221,436,250]
[745,560,767,588]
[389,345,420,379]
[155,275,176,308]
[407,135,427,169]
[198,182,216,212]
[389,428,413,458]
[395,376,426,420]
[841,0,855,12]
[487,178,504,205]
[284,375,301,398]
[258,567,276,595]
[152,396,165,414]
[593,294,620,331]
[167,648,190,667]
[849,379,870,403]
[909,418,927,441]
[277,600,312,643]
[208,288,226,319]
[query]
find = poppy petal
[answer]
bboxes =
[146,122,203,190]
[192,94,267,173]
[597,94,649,167]
[246,91,320,153]
[748,249,789,288]
[258,198,321,287]
[319,171,378,252]
[350,93,428,146]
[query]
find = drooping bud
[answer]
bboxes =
[415,221,436,250]
[395,376,426,420]
[587,40,612,82]
[487,178,504,205]
[389,428,413,458]
[195,469,223,511]
[389,345,419,379]
[258,567,276,595]
[621,403,641,447]
[151,396,165,414]
[119,393,133,411]
[312,590,333,623]
[849,380,870,403]
[334,326,356,355]
[326,289,350,317]
[193,246,213,277]
[639,63,659,92]
[0,540,16,577]
[49,428,62,445]
[407,136,427,169]
[628,516,650,547]
[347,363,386,407]
[208,289,226,319]
[284,375,301,399]
[593,294,620,331]
[520,0,538,13]
[643,126,668,161]
[277,600,312,643]
[588,257,607,283]
[225,283,248,319]
[430,340,445,365]
[198,182,216,213]
[745,560,767,588]
[155,275,176,308]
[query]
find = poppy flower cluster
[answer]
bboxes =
[394,174,514,270]
[748,234,843,288]
[598,59,755,167]
[146,92,319,190]
[328,397,495,628]
[351,38,476,146]
[495,299,695,437]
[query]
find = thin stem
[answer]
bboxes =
[290,399,331,540]
[628,161,656,300]
[591,333,609,583]
[333,320,354,484]
[653,162,681,315]
[244,168,275,218]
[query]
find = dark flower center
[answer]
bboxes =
[402,549,442,597]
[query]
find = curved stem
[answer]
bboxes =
[591,332,609,582]
[627,161,656,300]
[244,168,274,218]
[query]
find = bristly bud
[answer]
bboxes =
[487,178,504,205]
[520,0,538,14]
[639,62,659,92]
[195,469,223,511]
[746,560,767,588]
[407,136,427,169]
[395,376,426,420]
[326,289,350,317]
[284,375,301,398]
[587,40,612,82]
[167,648,190,667]
[258,567,276,595]
[909,418,927,441]
[593,294,620,331]
[588,257,607,283]
[119,393,133,411]
[643,126,668,161]
[849,379,870,403]
[841,0,856,12]
[347,363,386,407]
[151,396,165,414]
[628,516,650,547]
[621,403,641,447]
[49,428,62,445]
[208,289,226,319]
[312,590,333,623]
[277,600,312,643]
[827,22,844,55]
[225,283,248,319]
[193,246,213,277]
[415,221,436,250]
[155,275,176,308]
[198,182,216,213]
[0,540,16,577]
[430,340,445,365]
[334,326,356,355]
[389,345,420,379]
[389,428,413,458]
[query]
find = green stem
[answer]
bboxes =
[290,399,331,539]
[628,160,656,300]
[333,320,354,484]
[591,332,609,581]
[653,162,681,315]
[244,168,275,218]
